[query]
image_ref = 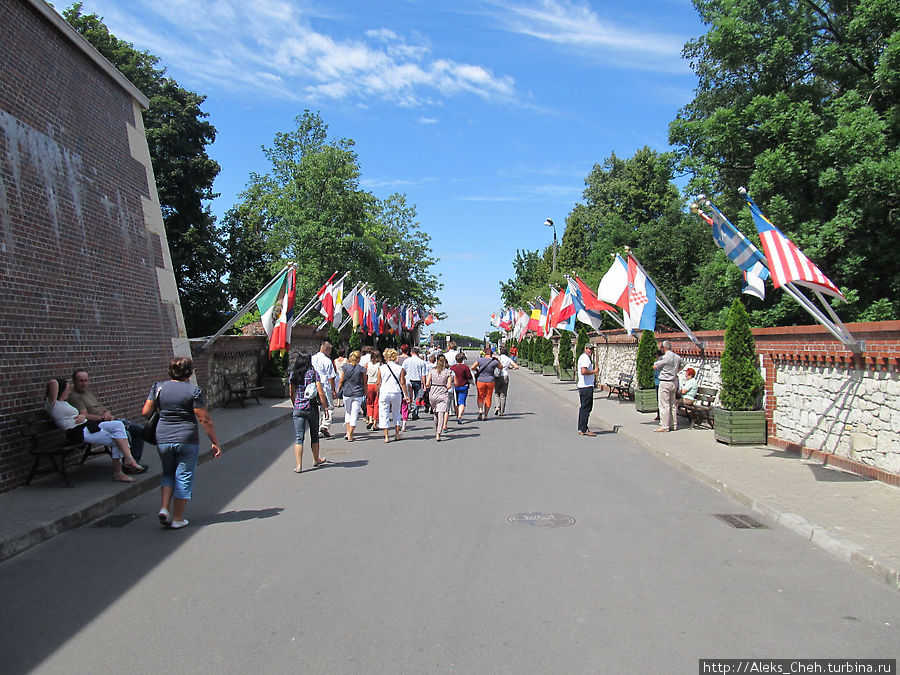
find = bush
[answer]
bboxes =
[349,330,362,352]
[557,330,574,370]
[720,298,765,410]
[575,324,589,357]
[635,329,658,389]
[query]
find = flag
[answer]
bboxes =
[330,278,344,327]
[424,313,436,326]
[625,254,657,334]
[598,255,630,311]
[743,192,845,300]
[490,312,502,328]
[318,279,336,323]
[513,309,529,340]
[499,308,513,331]
[567,277,600,331]
[547,288,562,331]
[342,285,360,329]
[256,267,296,353]
[699,200,770,301]
[527,305,541,332]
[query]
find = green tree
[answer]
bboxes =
[670,0,900,322]
[64,3,228,337]
[224,112,441,313]
[557,330,574,370]
[575,324,589,358]
[720,298,765,410]
[349,330,362,352]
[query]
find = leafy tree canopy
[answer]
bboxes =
[223,112,441,317]
[670,0,900,323]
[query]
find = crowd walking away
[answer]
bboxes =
[284,341,528,466]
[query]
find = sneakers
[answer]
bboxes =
[170,519,189,529]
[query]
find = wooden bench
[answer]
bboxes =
[223,372,262,407]
[678,386,718,429]
[15,410,110,487]
[605,372,634,400]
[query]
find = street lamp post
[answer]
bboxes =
[545,218,557,273]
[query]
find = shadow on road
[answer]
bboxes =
[202,507,285,524]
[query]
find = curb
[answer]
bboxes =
[521,370,900,592]
[0,411,292,563]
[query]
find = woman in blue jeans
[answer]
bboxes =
[289,352,329,473]
[142,357,220,530]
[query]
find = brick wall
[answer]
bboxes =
[0,0,184,491]
[582,321,900,483]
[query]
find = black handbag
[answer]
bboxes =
[142,383,161,445]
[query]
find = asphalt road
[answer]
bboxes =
[2,375,898,674]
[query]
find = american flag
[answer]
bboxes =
[743,192,845,300]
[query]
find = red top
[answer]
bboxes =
[449,363,473,387]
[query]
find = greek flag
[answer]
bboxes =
[700,199,770,301]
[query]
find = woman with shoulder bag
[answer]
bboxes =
[338,350,367,442]
[375,348,409,443]
[142,357,219,529]
[289,352,329,473]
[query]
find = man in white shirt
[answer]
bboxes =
[576,344,598,436]
[312,340,337,437]
[443,341,459,367]
[494,347,520,416]
[402,347,427,419]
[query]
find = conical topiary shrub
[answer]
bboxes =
[575,324,589,357]
[716,298,767,444]
[634,329,658,412]
[557,330,575,380]
[719,298,764,410]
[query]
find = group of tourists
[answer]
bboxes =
[288,340,520,470]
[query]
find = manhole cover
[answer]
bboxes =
[91,513,143,528]
[508,512,575,527]
[714,514,768,529]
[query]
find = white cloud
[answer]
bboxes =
[487,0,689,73]
[78,0,519,105]
[417,117,439,125]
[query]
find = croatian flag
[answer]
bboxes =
[699,200,770,301]
[743,192,845,300]
[625,254,657,335]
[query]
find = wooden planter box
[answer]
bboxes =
[520,359,530,369]
[531,363,542,373]
[542,364,556,376]
[634,387,658,413]
[714,408,767,445]
[261,376,290,398]
[558,367,575,382]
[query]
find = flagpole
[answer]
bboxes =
[290,270,338,327]
[625,248,703,348]
[199,263,295,352]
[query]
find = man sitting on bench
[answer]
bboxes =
[69,369,148,472]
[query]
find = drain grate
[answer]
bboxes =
[714,513,768,529]
[91,513,143,528]
[508,512,575,528]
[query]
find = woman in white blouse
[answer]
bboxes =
[375,348,409,443]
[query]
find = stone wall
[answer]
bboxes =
[588,321,900,483]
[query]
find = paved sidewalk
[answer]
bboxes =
[0,398,293,562]
[520,368,900,592]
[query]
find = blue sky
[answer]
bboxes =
[71,0,706,339]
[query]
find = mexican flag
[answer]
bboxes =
[256,267,295,353]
